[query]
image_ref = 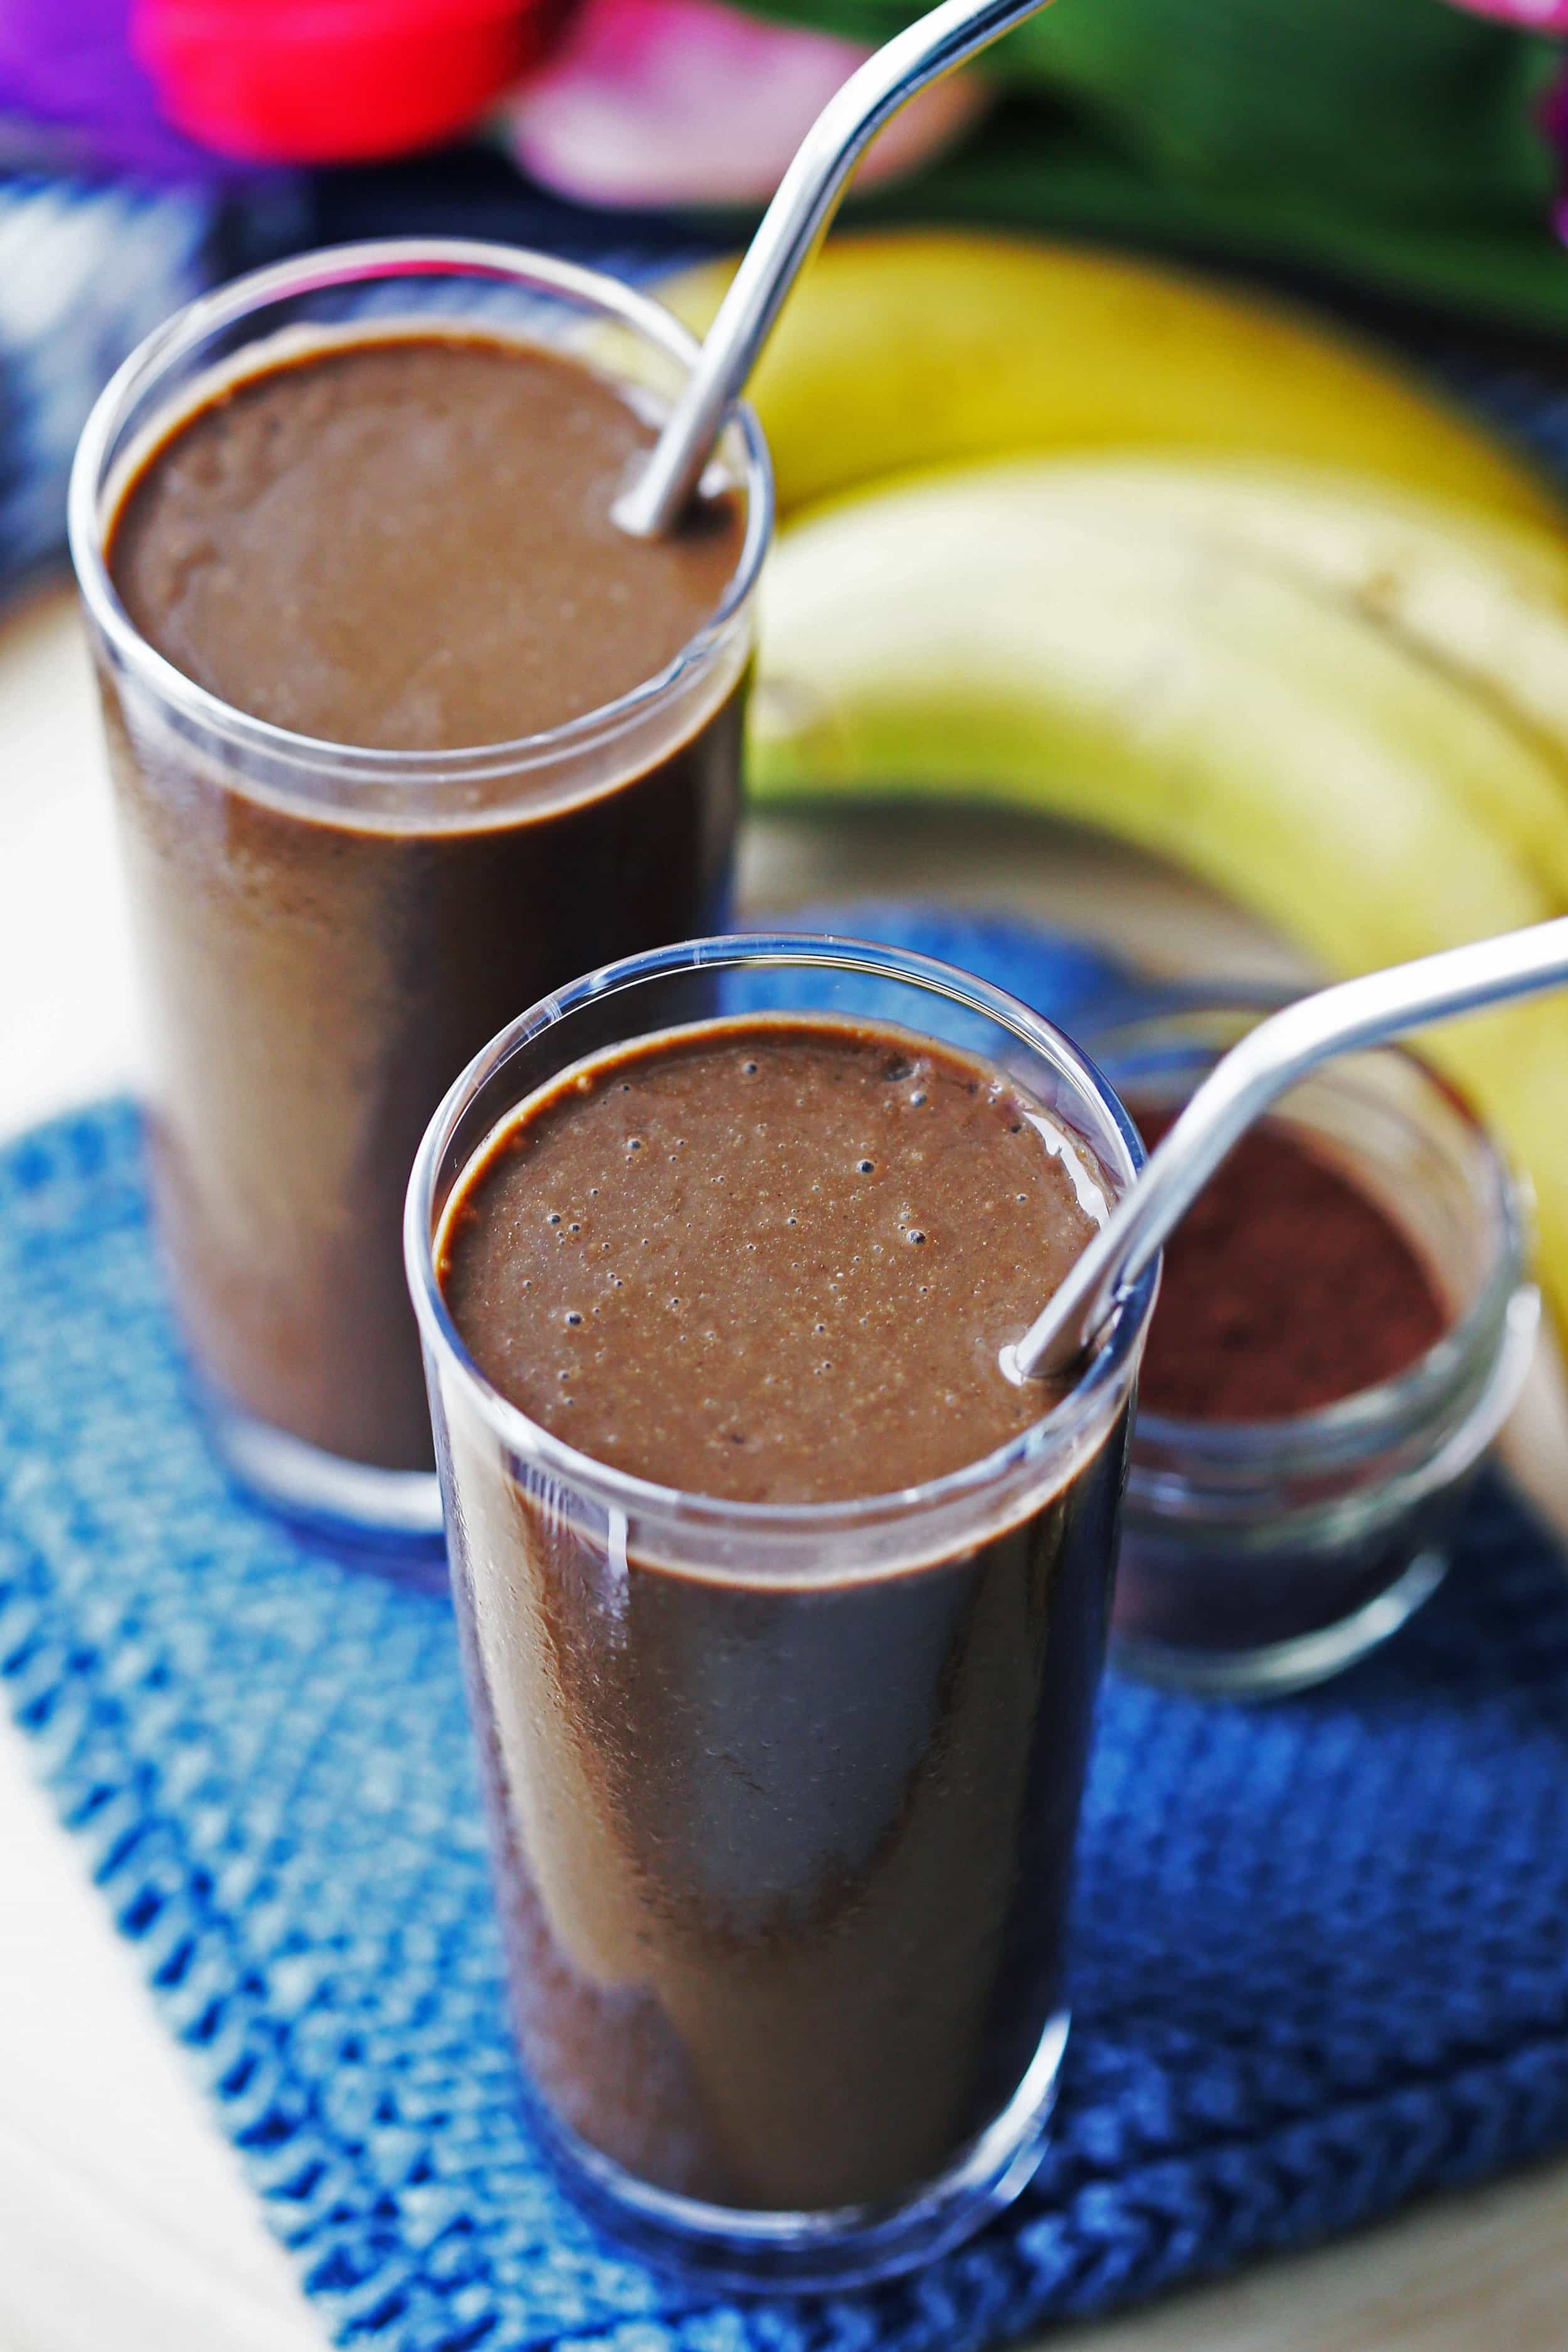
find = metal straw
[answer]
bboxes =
[614,0,1064,538]
[1005,918,1568,1386]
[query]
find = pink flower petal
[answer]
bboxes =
[508,0,985,210]
[1443,0,1568,27]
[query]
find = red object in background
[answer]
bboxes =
[131,0,557,164]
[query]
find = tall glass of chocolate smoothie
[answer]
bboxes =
[406,935,1155,2289]
[69,240,769,1545]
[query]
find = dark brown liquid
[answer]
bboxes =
[100,334,748,1471]
[437,1018,1131,2210]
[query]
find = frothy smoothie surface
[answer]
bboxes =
[437,1015,1110,1502]
[106,332,744,750]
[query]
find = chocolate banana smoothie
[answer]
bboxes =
[91,320,753,1479]
[433,1014,1133,2216]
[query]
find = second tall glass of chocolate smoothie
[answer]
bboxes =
[68,240,770,1542]
[407,936,1157,2289]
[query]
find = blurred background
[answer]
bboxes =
[4,0,1568,595]
[8,9,1568,2352]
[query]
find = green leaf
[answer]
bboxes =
[729,0,1567,325]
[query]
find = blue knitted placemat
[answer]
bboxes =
[5,905,1568,2352]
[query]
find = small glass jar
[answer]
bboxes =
[1084,993,1539,1699]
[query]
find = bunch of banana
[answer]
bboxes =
[660,232,1557,527]
[747,454,1568,1328]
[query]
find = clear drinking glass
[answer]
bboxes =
[405,935,1157,2291]
[68,238,771,1549]
[1087,993,1539,1698]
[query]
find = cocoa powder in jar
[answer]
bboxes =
[1132,1106,1448,1422]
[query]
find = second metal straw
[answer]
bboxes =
[614,0,1064,538]
[1005,917,1568,1387]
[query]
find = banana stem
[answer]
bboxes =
[614,0,1062,539]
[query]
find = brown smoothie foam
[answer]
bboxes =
[435,1015,1130,2210]
[107,335,742,748]
[99,333,748,1471]
[440,1014,1101,1497]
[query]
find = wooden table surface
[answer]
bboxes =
[3,584,1567,2352]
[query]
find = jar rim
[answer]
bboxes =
[405,933,1158,1569]
[66,235,774,790]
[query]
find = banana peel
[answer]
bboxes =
[782,457,1568,906]
[659,232,1562,531]
[915,455,1568,787]
[749,468,1568,1328]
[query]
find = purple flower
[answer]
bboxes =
[0,0,221,179]
[1538,65,1568,240]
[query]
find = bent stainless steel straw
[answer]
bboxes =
[1005,916,1568,1385]
[615,0,1064,538]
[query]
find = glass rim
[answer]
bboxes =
[1088,984,1534,1465]
[405,932,1158,1545]
[66,235,774,787]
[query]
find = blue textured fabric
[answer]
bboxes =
[4,908,1568,2351]
[0,176,218,587]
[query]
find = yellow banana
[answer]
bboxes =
[748,472,1568,1324]
[781,456,1568,903]
[660,233,1561,530]
[922,454,1568,786]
